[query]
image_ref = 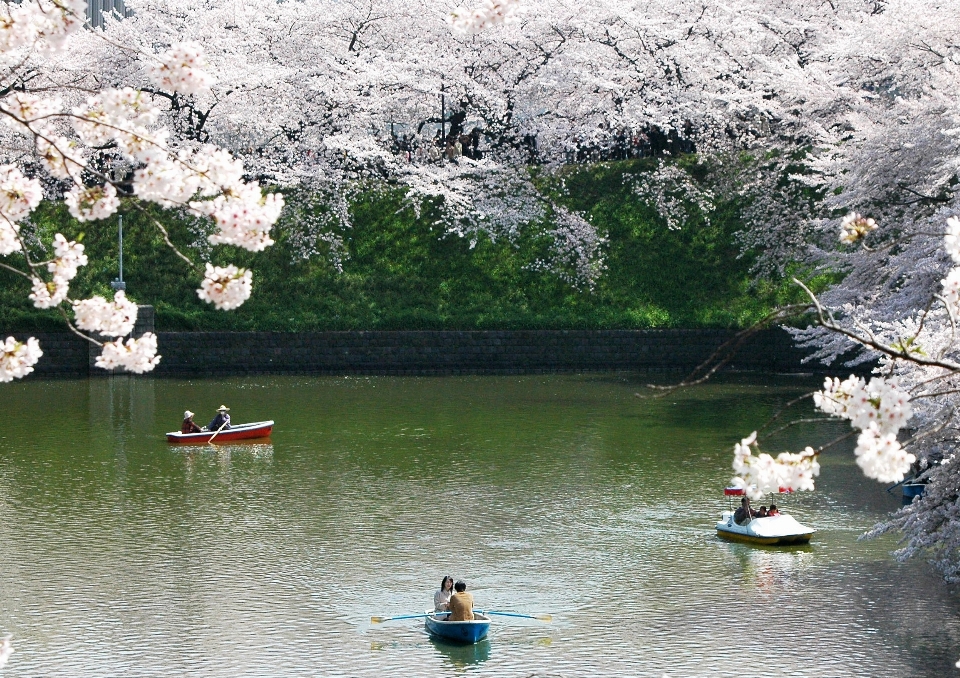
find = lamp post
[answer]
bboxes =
[110,214,126,292]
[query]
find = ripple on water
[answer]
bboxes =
[0,375,958,676]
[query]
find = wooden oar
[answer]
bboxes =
[208,420,229,444]
[478,610,552,622]
[371,611,450,624]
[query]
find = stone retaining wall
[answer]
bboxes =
[5,328,827,377]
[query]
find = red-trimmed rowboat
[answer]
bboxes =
[166,420,274,444]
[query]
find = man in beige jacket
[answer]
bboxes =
[448,581,475,621]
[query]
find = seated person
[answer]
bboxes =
[448,581,475,621]
[181,410,202,434]
[756,506,769,518]
[208,405,231,431]
[434,576,454,612]
[768,504,780,516]
[733,497,752,525]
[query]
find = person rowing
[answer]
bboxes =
[448,581,475,621]
[181,410,201,434]
[208,405,231,431]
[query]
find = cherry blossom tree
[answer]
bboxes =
[0,0,287,381]
[4,0,960,578]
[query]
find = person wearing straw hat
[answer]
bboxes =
[207,405,231,432]
[181,410,202,434]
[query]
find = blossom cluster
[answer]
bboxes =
[839,212,878,244]
[95,332,160,373]
[197,263,253,310]
[0,337,43,383]
[0,165,43,255]
[731,431,820,500]
[28,234,86,309]
[448,0,522,34]
[814,375,912,434]
[854,423,916,483]
[65,183,120,222]
[73,291,139,337]
[813,375,915,482]
[194,184,283,252]
[148,42,213,96]
[0,0,85,56]
[67,83,281,253]
[1,92,62,134]
[941,217,960,314]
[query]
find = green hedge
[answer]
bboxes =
[0,160,820,332]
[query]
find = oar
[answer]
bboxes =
[478,610,552,622]
[371,612,450,623]
[208,420,229,444]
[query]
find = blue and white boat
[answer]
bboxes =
[424,610,491,644]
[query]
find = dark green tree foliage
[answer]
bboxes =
[0,161,800,332]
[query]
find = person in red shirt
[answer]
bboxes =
[181,410,202,434]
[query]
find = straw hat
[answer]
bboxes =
[184,410,194,419]
[217,405,230,412]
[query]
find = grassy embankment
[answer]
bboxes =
[0,159,819,332]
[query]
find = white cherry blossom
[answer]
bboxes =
[448,0,522,34]
[839,213,878,245]
[944,216,960,264]
[36,135,84,180]
[48,233,87,281]
[0,337,42,383]
[197,263,253,310]
[854,424,916,484]
[28,275,68,309]
[71,88,161,150]
[0,0,85,54]
[95,332,160,373]
[731,431,820,499]
[0,92,61,133]
[195,185,283,252]
[0,166,42,244]
[149,42,213,96]
[814,375,912,436]
[73,291,138,337]
[65,183,120,222]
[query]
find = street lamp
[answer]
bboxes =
[110,214,126,292]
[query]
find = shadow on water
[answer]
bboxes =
[428,636,491,669]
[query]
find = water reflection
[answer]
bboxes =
[724,542,813,594]
[175,443,274,476]
[2,374,960,676]
[88,375,156,439]
[428,636,491,670]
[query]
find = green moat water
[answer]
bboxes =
[0,374,956,676]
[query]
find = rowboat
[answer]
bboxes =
[716,486,815,545]
[166,420,274,444]
[424,610,491,644]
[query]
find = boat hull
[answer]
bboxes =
[715,527,813,546]
[716,512,815,546]
[424,611,490,644]
[166,420,274,444]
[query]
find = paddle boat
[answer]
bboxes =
[166,420,274,444]
[716,487,815,546]
[424,610,491,644]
